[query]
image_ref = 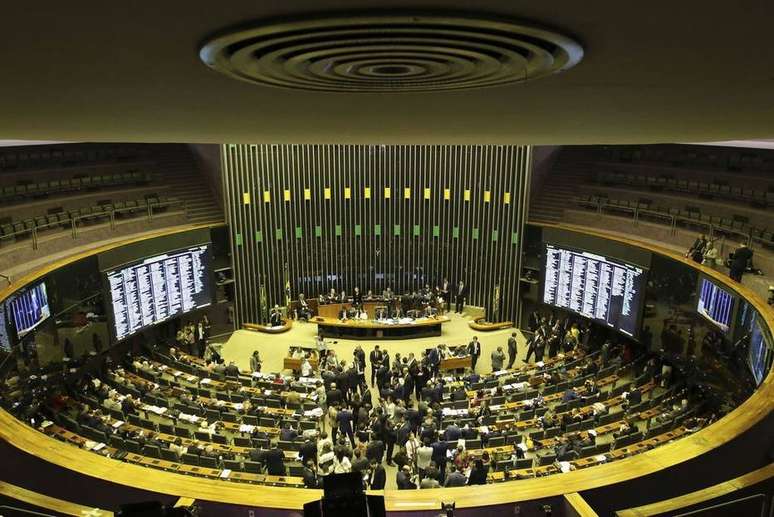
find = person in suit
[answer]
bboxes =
[396,465,417,489]
[686,234,708,263]
[269,305,282,326]
[491,346,505,371]
[729,243,753,282]
[369,459,386,490]
[264,441,286,476]
[296,293,312,321]
[337,306,348,321]
[467,336,481,371]
[337,407,355,447]
[507,332,518,369]
[369,345,382,387]
[302,459,319,488]
[353,286,363,308]
[455,281,467,314]
[249,350,262,373]
[440,278,451,313]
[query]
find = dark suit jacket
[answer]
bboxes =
[264,448,286,476]
[396,471,417,489]
[370,465,386,489]
[468,341,481,357]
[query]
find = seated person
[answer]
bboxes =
[357,308,368,320]
[327,288,337,303]
[296,293,312,321]
[338,306,348,321]
[269,304,283,326]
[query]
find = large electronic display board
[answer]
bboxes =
[738,300,772,386]
[542,243,647,338]
[7,281,51,339]
[697,277,735,333]
[106,244,212,341]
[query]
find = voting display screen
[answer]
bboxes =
[106,244,212,341]
[543,243,646,337]
[7,281,51,339]
[697,277,735,333]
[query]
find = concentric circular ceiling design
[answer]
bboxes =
[199,15,584,93]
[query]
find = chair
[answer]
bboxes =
[181,453,199,466]
[538,453,556,466]
[516,458,533,469]
[124,440,141,454]
[488,436,505,447]
[174,426,192,438]
[244,460,262,474]
[142,445,161,459]
[199,456,219,469]
[224,459,243,472]
[234,436,253,448]
[160,448,179,462]
[211,434,228,445]
[466,438,482,450]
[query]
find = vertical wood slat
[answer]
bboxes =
[222,144,531,326]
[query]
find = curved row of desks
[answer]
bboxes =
[0,223,771,513]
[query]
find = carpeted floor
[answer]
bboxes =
[217,309,529,489]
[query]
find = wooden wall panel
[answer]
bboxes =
[221,145,531,326]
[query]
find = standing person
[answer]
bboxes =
[368,459,386,490]
[369,345,382,387]
[455,280,467,314]
[467,336,481,372]
[316,334,328,363]
[249,350,262,373]
[491,346,505,371]
[702,241,719,269]
[729,243,753,282]
[686,234,708,263]
[507,332,518,369]
[440,278,451,313]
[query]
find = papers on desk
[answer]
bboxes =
[179,413,200,424]
[232,403,244,411]
[93,442,106,452]
[84,440,105,451]
[40,420,53,429]
[172,370,183,377]
[186,375,198,383]
[200,378,212,385]
[220,469,231,479]
[479,426,489,434]
[594,455,607,463]
[304,408,324,418]
[558,461,571,473]
[535,361,545,368]
[239,424,255,433]
[112,420,125,429]
[493,369,511,377]
[143,405,167,415]
[441,408,468,417]
[587,429,598,437]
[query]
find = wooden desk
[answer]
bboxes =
[315,315,449,340]
[283,357,319,373]
[440,356,472,371]
[317,301,383,319]
[469,319,514,331]
[243,320,293,334]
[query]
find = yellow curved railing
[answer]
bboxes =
[0,223,771,512]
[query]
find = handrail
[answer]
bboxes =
[0,200,188,251]
[578,199,755,245]
[0,223,770,513]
